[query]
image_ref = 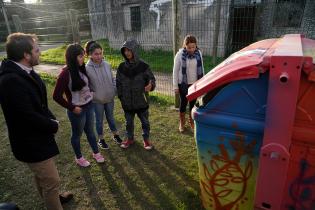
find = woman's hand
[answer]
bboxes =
[174,89,179,94]
[73,106,82,114]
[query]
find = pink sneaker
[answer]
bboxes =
[92,152,105,163]
[75,157,90,167]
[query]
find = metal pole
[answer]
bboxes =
[212,0,222,65]
[12,15,23,32]
[0,0,11,35]
[172,0,181,109]
[67,9,80,44]
[172,0,180,57]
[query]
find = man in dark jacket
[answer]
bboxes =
[0,33,72,210]
[116,39,156,150]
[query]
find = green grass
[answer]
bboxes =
[39,39,221,73]
[39,72,58,85]
[0,78,203,209]
[0,42,5,52]
[40,44,67,64]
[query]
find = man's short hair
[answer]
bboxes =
[6,33,38,62]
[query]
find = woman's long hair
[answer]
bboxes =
[65,44,88,91]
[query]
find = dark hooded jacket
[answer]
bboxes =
[0,59,59,163]
[116,40,156,111]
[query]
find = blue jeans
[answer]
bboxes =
[67,103,99,159]
[124,109,150,140]
[93,100,117,138]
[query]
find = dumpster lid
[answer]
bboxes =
[187,34,310,101]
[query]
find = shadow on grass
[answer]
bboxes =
[121,143,202,210]
[105,150,159,209]
[151,148,203,210]
[98,161,133,210]
[126,154,177,210]
[79,168,108,210]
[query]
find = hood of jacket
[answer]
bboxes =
[86,59,105,68]
[120,39,140,64]
[119,39,149,78]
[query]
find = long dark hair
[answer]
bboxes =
[84,40,102,56]
[65,44,88,91]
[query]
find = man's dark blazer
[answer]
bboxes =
[0,59,59,163]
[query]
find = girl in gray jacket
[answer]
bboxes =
[85,41,122,149]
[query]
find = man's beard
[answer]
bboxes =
[29,56,39,66]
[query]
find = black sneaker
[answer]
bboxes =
[113,135,122,144]
[98,139,109,150]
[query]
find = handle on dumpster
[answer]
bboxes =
[279,72,289,83]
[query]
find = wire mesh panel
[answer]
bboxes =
[1,0,314,97]
[2,1,91,44]
[257,0,315,39]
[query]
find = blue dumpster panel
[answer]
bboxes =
[200,73,268,120]
[194,73,268,210]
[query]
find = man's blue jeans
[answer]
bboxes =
[67,103,99,158]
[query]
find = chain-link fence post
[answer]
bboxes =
[67,9,80,44]
[172,0,182,109]
[12,15,23,33]
[0,0,11,35]
[212,0,222,65]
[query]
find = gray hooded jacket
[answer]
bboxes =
[116,39,156,111]
[86,59,116,104]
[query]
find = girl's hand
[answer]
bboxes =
[174,89,179,94]
[73,107,82,114]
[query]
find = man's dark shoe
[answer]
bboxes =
[59,192,73,204]
[113,135,122,144]
[98,139,109,150]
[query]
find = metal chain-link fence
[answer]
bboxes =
[0,0,314,96]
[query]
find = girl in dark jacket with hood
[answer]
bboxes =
[116,39,156,150]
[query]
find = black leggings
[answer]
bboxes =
[178,84,196,113]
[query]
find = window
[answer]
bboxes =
[123,5,141,31]
[273,0,306,27]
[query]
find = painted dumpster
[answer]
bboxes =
[187,34,315,210]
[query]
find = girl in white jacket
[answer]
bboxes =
[172,35,204,132]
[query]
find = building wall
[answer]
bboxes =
[87,0,107,40]
[88,0,231,56]
[257,0,315,40]
[88,0,315,56]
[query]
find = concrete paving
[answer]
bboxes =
[0,41,174,96]
[34,64,174,96]
[0,43,64,57]
[34,64,63,76]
